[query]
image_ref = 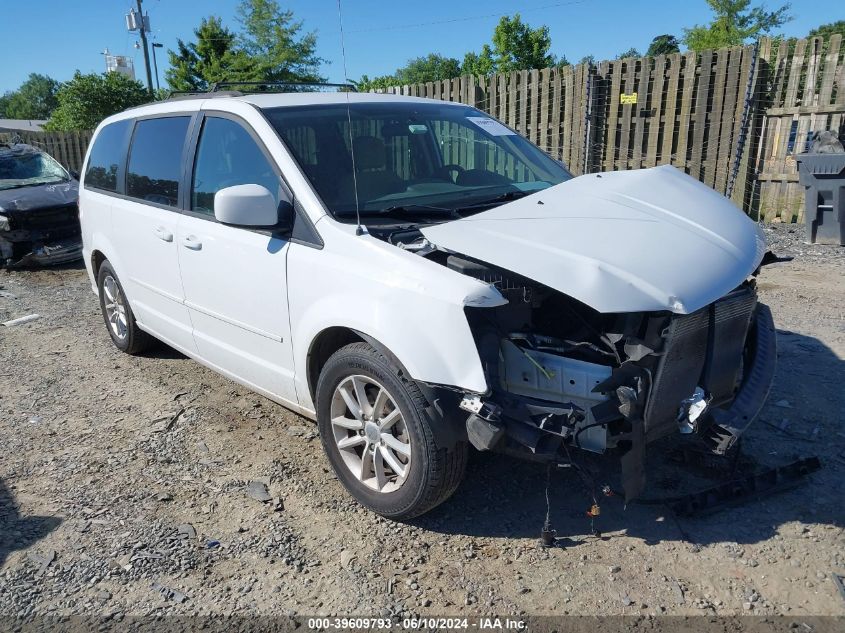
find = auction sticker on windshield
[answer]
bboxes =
[466,116,515,136]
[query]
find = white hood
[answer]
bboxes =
[421,165,766,314]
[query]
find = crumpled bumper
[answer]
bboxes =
[0,235,82,268]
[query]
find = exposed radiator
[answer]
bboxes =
[703,287,758,405]
[644,308,709,441]
[643,286,757,440]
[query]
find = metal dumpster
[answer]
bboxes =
[795,152,845,246]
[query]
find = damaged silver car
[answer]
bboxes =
[0,142,82,267]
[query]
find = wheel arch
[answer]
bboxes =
[91,249,107,278]
[308,327,467,453]
[305,326,413,406]
[86,232,128,290]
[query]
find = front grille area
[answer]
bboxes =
[643,285,757,440]
[8,204,79,232]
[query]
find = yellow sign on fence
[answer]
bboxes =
[620,92,638,105]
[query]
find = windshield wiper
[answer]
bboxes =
[454,190,530,213]
[0,178,68,191]
[337,204,460,220]
[380,204,459,218]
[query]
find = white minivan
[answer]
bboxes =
[80,88,777,519]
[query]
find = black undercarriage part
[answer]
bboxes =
[465,402,505,451]
[662,456,821,517]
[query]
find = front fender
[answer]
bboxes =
[287,225,505,411]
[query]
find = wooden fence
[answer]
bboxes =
[754,36,845,221]
[2,37,843,222]
[384,35,845,223]
[0,129,93,174]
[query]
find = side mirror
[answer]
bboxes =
[69,169,80,180]
[214,184,292,229]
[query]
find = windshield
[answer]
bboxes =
[0,149,70,191]
[263,102,572,222]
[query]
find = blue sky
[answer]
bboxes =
[0,0,842,93]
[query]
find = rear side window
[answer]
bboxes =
[126,117,191,207]
[84,120,130,192]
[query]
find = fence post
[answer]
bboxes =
[726,39,759,201]
[581,62,593,174]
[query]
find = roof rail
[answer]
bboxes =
[163,90,244,101]
[208,81,357,93]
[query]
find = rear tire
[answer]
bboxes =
[97,260,154,355]
[316,342,467,520]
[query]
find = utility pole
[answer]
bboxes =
[131,0,154,97]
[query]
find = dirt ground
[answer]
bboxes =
[1,223,843,620]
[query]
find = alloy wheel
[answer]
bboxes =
[103,275,128,340]
[329,375,412,493]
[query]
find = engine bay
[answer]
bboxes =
[375,226,774,502]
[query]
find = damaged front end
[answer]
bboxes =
[448,255,776,503]
[0,143,82,268]
[0,205,82,267]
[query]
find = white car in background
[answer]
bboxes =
[79,88,776,519]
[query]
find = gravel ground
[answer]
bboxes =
[0,223,843,619]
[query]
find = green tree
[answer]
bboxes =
[0,92,10,117]
[807,20,845,40]
[394,54,461,84]
[355,75,396,92]
[683,0,791,51]
[235,0,324,84]
[461,14,559,75]
[46,72,149,131]
[357,54,460,90]
[578,54,596,65]
[167,2,324,92]
[802,20,845,56]
[462,45,496,76]
[360,13,560,90]
[0,74,59,120]
[490,14,557,72]
[646,34,681,56]
[166,16,249,91]
[617,47,641,58]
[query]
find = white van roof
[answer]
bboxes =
[99,91,467,128]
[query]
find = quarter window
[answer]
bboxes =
[84,119,130,192]
[126,117,191,207]
[191,117,281,216]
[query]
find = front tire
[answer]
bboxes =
[97,260,153,355]
[316,342,467,520]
